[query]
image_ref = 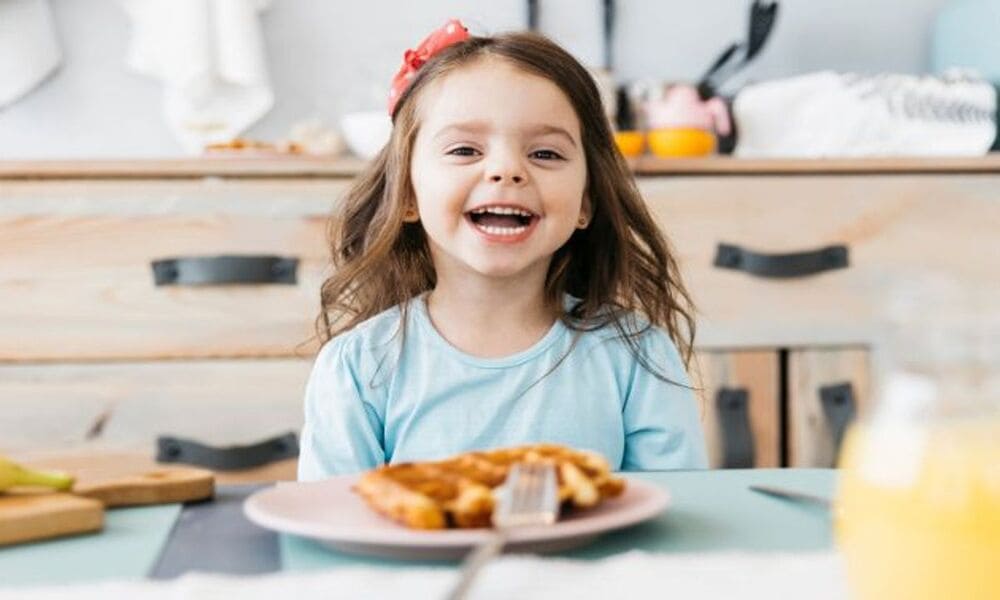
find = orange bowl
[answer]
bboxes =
[614,131,645,157]
[646,128,716,157]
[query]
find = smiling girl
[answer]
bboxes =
[298,20,708,478]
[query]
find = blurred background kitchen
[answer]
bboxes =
[3,0,998,158]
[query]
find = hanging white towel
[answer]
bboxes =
[733,70,997,157]
[0,0,61,108]
[118,0,274,153]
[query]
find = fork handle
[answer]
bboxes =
[445,531,508,600]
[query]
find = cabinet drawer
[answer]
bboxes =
[0,358,313,454]
[693,350,780,468]
[787,347,871,467]
[642,175,1000,349]
[0,179,349,361]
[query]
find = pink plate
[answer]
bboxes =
[243,475,670,560]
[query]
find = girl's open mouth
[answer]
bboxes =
[465,206,539,241]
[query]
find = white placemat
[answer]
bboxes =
[1,550,848,600]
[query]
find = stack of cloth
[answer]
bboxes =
[729,70,999,157]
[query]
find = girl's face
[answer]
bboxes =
[409,58,588,286]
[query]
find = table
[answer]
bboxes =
[0,469,836,589]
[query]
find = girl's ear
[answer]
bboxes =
[402,203,420,223]
[576,194,592,229]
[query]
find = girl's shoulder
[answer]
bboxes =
[565,296,654,339]
[316,303,406,366]
[569,300,684,368]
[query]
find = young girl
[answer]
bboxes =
[298,20,708,479]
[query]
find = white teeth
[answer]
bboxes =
[474,223,529,236]
[470,206,534,217]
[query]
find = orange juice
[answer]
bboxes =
[835,419,1000,600]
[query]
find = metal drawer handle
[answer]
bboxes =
[151,255,298,286]
[714,243,849,278]
[156,432,299,471]
[819,382,857,465]
[717,387,755,468]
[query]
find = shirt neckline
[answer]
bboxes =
[411,293,569,368]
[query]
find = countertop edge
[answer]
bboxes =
[4,155,1000,179]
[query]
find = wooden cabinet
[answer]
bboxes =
[636,158,998,466]
[787,348,871,468]
[0,174,339,457]
[639,172,1000,349]
[0,359,312,451]
[1,157,995,467]
[1,179,344,361]
[694,351,780,468]
[694,348,871,469]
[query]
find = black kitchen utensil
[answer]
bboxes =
[749,485,832,509]
[526,0,617,70]
[697,0,779,99]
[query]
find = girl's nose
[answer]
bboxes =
[484,148,527,185]
[489,173,524,184]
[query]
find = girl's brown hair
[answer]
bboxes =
[317,31,696,374]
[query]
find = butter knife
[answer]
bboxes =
[748,484,832,509]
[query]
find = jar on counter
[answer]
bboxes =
[835,277,1000,600]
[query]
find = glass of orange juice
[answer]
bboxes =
[835,279,1000,600]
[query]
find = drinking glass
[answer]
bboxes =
[835,278,1000,600]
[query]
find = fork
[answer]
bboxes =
[445,462,559,600]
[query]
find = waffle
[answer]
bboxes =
[353,444,626,529]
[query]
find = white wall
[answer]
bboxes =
[0,0,952,158]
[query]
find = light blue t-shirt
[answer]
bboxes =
[297,295,708,479]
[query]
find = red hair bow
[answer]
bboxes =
[387,18,469,116]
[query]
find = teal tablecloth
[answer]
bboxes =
[0,504,181,587]
[0,469,836,587]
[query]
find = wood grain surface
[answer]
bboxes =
[4,173,1000,357]
[787,348,871,467]
[693,351,781,468]
[640,174,1000,348]
[0,359,312,454]
[0,179,340,361]
[3,155,1000,179]
[14,451,297,485]
[0,492,103,547]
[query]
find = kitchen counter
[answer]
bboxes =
[3,154,1000,179]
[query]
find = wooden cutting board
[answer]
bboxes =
[13,449,296,484]
[0,491,104,547]
[0,465,215,547]
[73,466,215,507]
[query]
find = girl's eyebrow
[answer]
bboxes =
[432,121,578,148]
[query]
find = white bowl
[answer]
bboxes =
[339,110,392,159]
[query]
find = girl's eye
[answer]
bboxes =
[531,149,564,160]
[446,146,479,157]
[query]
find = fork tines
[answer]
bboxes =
[493,462,559,529]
